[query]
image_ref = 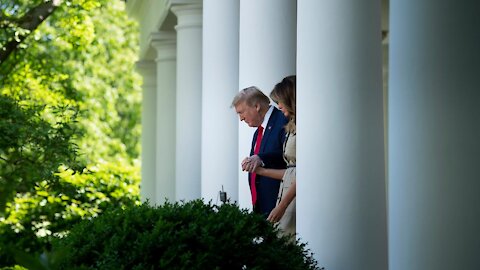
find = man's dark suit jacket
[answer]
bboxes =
[250,106,288,217]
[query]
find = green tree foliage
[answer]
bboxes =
[0,96,79,210]
[0,0,142,267]
[1,0,62,65]
[1,163,139,267]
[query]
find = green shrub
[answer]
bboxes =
[0,162,140,267]
[51,200,320,270]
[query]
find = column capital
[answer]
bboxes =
[149,31,177,62]
[149,31,176,47]
[136,59,156,70]
[135,60,156,88]
[171,3,202,30]
[168,0,201,6]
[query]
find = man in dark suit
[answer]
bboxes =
[232,86,288,217]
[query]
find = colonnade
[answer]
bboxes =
[132,0,480,269]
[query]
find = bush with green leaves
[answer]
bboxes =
[0,162,140,267]
[50,200,320,270]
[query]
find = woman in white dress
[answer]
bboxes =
[255,75,296,237]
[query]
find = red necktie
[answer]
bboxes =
[250,125,264,205]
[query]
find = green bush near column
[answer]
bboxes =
[50,200,320,270]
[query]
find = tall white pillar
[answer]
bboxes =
[297,1,387,269]
[201,0,239,204]
[389,1,480,269]
[150,32,177,205]
[172,3,203,201]
[238,0,296,210]
[136,60,157,203]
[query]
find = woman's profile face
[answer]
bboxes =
[277,101,289,118]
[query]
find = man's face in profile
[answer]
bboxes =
[235,101,263,127]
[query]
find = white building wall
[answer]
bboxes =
[238,0,297,210]
[126,0,170,59]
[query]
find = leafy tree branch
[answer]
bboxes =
[0,0,61,64]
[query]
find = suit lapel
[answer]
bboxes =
[259,108,278,153]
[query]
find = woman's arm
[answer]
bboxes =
[267,180,296,223]
[255,167,286,180]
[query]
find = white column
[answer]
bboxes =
[136,60,157,204]
[297,1,387,269]
[238,0,296,210]
[172,3,202,201]
[201,0,239,204]
[150,32,177,205]
[389,1,480,269]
